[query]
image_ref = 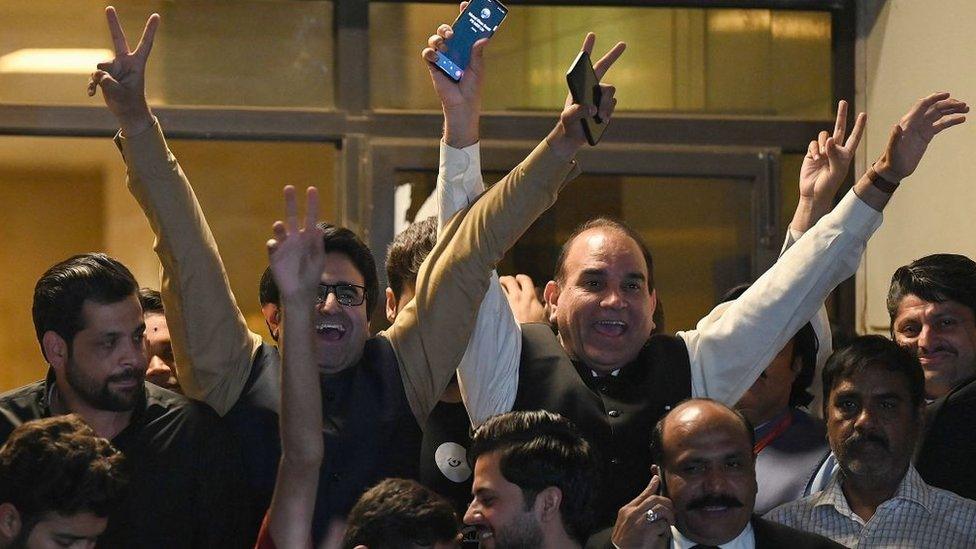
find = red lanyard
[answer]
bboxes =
[753,412,794,455]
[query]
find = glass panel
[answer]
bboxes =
[0,135,336,391]
[0,1,334,108]
[370,3,831,117]
[393,170,755,333]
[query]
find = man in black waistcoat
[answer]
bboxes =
[454,89,968,528]
[587,399,843,549]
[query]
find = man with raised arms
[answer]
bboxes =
[90,4,619,541]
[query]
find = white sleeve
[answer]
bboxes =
[437,141,521,427]
[679,189,882,404]
[781,226,833,415]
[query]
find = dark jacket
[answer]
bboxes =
[916,375,976,499]
[586,515,845,548]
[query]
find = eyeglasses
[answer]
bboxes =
[315,283,367,307]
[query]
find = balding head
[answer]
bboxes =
[650,399,757,546]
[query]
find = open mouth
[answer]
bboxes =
[592,319,627,337]
[315,322,347,342]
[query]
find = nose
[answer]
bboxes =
[854,406,877,431]
[600,287,627,310]
[463,500,484,526]
[124,336,147,369]
[316,290,343,314]
[917,324,935,352]
[146,355,174,380]
[703,467,728,493]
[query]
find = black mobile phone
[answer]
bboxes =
[566,50,607,146]
[434,0,508,82]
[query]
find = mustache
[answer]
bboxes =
[106,369,143,383]
[917,344,957,357]
[845,432,889,451]
[687,494,743,511]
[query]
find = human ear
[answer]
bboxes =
[543,281,561,325]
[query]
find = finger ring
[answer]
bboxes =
[644,509,660,523]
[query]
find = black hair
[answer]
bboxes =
[821,335,925,416]
[385,217,437,300]
[342,478,458,549]
[887,254,976,327]
[469,410,597,543]
[0,414,127,533]
[259,223,378,319]
[720,283,820,407]
[138,287,164,315]
[32,253,138,360]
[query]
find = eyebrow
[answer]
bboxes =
[580,269,646,281]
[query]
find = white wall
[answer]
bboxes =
[856,0,976,333]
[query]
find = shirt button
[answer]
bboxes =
[608,409,620,418]
[610,457,621,465]
[330,473,341,482]
[599,384,609,393]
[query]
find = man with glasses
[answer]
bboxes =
[90,6,601,542]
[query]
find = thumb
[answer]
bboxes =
[561,103,595,125]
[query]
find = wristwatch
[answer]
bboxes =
[867,163,900,193]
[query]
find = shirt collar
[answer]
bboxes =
[814,465,935,519]
[670,521,754,549]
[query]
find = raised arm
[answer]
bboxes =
[684,92,968,405]
[780,100,866,373]
[386,32,623,425]
[91,7,261,415]
[264,187,325,549]
[422,9,522,426]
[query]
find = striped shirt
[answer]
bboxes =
[765,466,976,548]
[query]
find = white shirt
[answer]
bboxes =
[441,142,883,426]
[766,466,976,548]
[437,141,521,426]
[670,522,755,549]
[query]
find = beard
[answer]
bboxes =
[493,512,545,549]
[65,356,145,412]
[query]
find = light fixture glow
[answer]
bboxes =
[0,48,113,74]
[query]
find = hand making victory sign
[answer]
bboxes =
[791,100,866,232]
[550,32,626,157]
[88,6,159,137]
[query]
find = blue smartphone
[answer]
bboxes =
[434,0,508,82]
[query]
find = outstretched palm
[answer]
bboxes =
[267,186,326,301]
[879,92,969,180]
[798,100,865,203]
[89,6,158,131]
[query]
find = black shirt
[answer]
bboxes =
[420,398,474,515]
[0,372,249,548]
[225,337,423,543]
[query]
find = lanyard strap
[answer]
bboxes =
[753,411,794,455]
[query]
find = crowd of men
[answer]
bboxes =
[1,4,975,548]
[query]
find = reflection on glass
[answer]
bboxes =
[394,170,755,332]
[0,135,336,391]
[0,1,334,108]
[371,3,831,117]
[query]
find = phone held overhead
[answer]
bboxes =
[566,50,609,146]
[434,0,508,81]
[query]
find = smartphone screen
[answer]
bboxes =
[434,0,508,81]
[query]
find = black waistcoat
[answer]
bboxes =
[223,337,421,543]
[514,323,692,528]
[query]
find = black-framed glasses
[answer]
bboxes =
[315,283,367,307]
